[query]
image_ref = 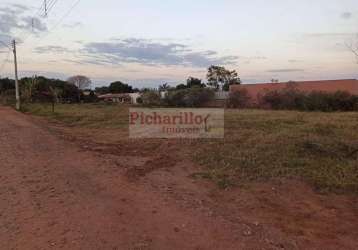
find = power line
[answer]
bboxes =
[20,0,81,43]
[16,0,61,43]
[47,0,59,15]
[15,0,48,43]
[0,41,11,50]
[48,0,81,33]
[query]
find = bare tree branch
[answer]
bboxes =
[345,36,358,63]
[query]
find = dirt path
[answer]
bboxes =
[1,106,357,250]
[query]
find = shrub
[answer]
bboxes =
[183,88,215,107]
[136,96,143,104]
[141,91,162,106]
[164,89,188,107]
[83,91,99,103]
[304,91,332,111]
[328,91,358,111]
[163,88,215,107]
[260,85,306,110]
[260,88,358,112]
[227,88,251,108]
[0,89,16,105]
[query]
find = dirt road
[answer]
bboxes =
[1,106,357,250]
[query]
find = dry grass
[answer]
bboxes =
[194,110,358,192]
[23,103,358,193]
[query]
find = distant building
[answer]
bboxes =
[98,93,140,104]
[82,90,92,96]
[230,79,358,105]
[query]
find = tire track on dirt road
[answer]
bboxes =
[0,107,268,250]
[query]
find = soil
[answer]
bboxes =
[1,106,357,250]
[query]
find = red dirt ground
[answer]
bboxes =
[1,106,357,249]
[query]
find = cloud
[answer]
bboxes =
[63,22,83,29]
[32,37,240,69]
[267,69,305,73]
[288,59,303,63]
[304,33,355,38]
[34,45,72,54]
[238,55,267,64]
[0,3,47,42]
[81,38,239,68]
[341,12,352,19]
[10,4,30,12]
[0,34,12,48]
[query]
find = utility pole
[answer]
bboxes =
[12,39,20,111]
[44,0,48,17]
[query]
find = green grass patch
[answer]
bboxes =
[22,103,129,129]
[23,103,358,193]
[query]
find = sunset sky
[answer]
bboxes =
[0,0,358,88]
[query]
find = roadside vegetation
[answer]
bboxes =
[259,85,358,111]
[22,103,358,193]
[0,65,241,109]
[227,84,358,111]
[2,66,358,193]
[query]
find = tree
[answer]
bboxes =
[206,65,241,91]
[0,78,15,93]
[67,75,91,102]
[140,87,155,93]
[108,81,133,93]
[173,77,205,90]
[346,37,358,63]
[49,86,63,113]
[175,84,187,90]
[67,75,91,90]
[20,76,38,103]
[95,86,110,95]
[159,83,171,91]
[186,77,205,88]
[18,76,80,103]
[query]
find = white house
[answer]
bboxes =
[98,93,141,104]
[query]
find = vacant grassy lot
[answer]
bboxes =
[23,103,358,193]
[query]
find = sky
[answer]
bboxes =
[0,0,358,88]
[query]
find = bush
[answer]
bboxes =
[260,87,358,112]
[163,88,215,107]
[304,91,331,111]
[136,96,143,104]
[227,88,251,108]
[141,91,162,106]
[328,91,358,111]
[183,88,215,107]
[0,89,16,105]
[140,88,215,107]
[83,91,99,103]
[260,85,306,110]
[164,89,188,107]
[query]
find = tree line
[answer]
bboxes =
[0,65,240,107]
[93,65,240,94]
